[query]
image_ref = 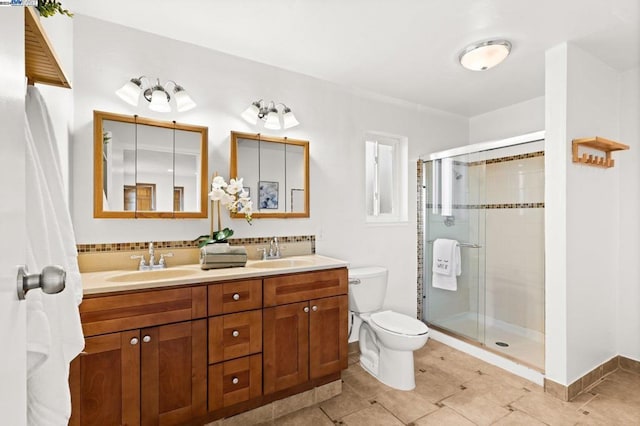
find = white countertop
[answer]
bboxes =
[81,254,349,295]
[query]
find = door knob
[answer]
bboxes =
[17,265,66,300]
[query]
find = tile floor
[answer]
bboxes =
[262,340,640,425]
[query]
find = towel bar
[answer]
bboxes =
[426,240,482,249]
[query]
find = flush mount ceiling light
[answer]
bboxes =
[459,39,512,71]
[115,76,196,112]
[241,99,299,130]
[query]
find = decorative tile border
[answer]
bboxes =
[77,235,316,254]
[468,150,545,166]
[425,203,545,210]
[416,160,425,320]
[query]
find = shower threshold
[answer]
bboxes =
[427,322,545,373]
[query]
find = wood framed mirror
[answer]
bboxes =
[230,131,309,219]
[93,110,208,218]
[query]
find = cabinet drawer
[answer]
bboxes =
[208,354,262,411]
[208,279,262,315]
[208,310,262,364]
[263,268,347,307]
[80,286,207,336]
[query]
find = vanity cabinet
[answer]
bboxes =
[69,287,207,426]
[263,269,348,395]
[207,279,263,411]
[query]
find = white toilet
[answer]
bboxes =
[348,266,429,391]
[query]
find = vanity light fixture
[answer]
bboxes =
[115,76,196,112]
[459,39,512,71]
[241,99,299,130]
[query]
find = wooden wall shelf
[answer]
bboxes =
[572,137,629,168]
[24,7,71,88]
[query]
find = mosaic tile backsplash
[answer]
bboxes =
[77,235,316,254]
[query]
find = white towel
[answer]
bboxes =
[432,239,461,291]
[25,86,85,425]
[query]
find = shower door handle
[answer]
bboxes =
[17,265,66,300]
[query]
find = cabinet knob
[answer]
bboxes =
[232,293,240,301]
[312,305,318,312]
[142,335,151,343]
[130,337,139,345]
[303,306,309,313]
[232,330,240,337]
[232,377,239,385]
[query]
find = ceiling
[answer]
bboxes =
[66,0,639,117]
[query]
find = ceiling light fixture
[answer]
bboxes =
[241,99,299,130]
[459,39,512,71]
[115,76,196,112]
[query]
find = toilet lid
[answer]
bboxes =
[370,311,429,336]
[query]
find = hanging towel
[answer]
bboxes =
[432,238,461,291]
[25,86,85,426]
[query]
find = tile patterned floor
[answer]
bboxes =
[263,340,640,425]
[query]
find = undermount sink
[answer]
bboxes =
[250,258,315,269]
[106,268,198,283]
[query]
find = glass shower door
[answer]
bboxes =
[423,152,485,343]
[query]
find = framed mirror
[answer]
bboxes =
[230,131,309,218]
[93,111,208,218]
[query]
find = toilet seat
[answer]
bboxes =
[370,311,429,336]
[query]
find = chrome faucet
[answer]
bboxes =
[269,237,281,259]
[130,242,173,270]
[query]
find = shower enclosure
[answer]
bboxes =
[420,132,545,370]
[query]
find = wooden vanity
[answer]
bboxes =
[69,257,348,425]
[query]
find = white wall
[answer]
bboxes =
[469,97,544,144]
[617,67,640,362]
[546,43,622,386]
[71,16,468,317]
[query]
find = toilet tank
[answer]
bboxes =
[348,266,388,313]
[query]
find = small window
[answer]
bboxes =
[365,133,408,223]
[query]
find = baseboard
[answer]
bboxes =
[545,355,640,401]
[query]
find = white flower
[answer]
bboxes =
[209,175,253,224]
[211,175,227,190]
[239,200,252,215]
[226,178,244,195]
[209,187,226,201]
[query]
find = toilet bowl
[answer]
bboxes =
[349,267,429,391]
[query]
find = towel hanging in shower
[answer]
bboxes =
[432,238,461,291]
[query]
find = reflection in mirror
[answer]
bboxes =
[94,111,208,218]
[230,132,309,218]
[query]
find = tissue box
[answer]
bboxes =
[200,244,247,269]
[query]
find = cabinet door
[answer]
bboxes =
[263,302,309,394]
[309,295,348,379]
[140,319,207,426]
[69,330,141,426]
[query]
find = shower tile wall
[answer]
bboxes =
[484,154,545,337]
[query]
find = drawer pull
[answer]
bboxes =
[303,306,309,313]
[312,305,318,312]
[142,335,151,343]
[232,330,240,337]
[232,293,240,301]
[232,377,239,385]
[130,337,139,345]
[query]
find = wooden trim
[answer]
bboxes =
[572,136,629,168]
[263,268,348,307]
[24,7,71,88]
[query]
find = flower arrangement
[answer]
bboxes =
[195,175,252,248]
